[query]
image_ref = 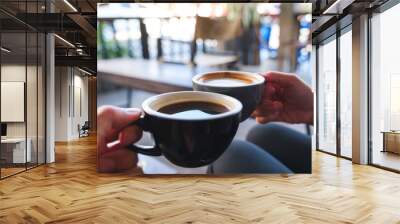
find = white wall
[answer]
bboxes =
[54,67,89,141]
[55,66,70,141]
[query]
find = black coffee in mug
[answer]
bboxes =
[127,91,243,168]
[158,101,229,119]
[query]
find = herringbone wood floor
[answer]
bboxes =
[1,135,400,223]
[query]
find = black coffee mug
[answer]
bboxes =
[192,71,265,121]
[127,91,242,168]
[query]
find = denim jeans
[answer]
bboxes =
[209,123,311,174]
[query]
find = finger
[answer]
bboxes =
[253,109,270,117]
[104,126,143,154]
[99,149,138,172]
[113,108,142,130]
[97,106,142,156]
[97,131,109,166]
[254,100,283,116]
[103,129,120,146]
[254,101,281,122]
[111,149,138,171]
[256,117,268,124]
[253,109,279,119]
[262,71,296,87]
[272,101,283,110]
[119,125,143,146]
[255,111,280,124]
[102,140,127,156]
[98,106,142,131]
[97,157,115,173]
[98,129,120,156]
[263,83,276,99]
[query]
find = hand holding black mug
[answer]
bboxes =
[98,91,242,170]
[126,91,242,168]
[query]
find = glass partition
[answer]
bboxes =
[317,37,337,154]
[0,1,46,179]
[339,29,352,158]
[1,31,28,177]
[371,3,400,171]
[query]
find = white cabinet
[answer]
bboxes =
[1,138,31,163]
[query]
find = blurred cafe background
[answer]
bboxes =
[97,3,311,173]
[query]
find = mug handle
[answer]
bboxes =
[126,116,162,156]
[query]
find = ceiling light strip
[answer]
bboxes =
[54,34,75,48]
[323,0,342,14]
[323,0,355,15]
[1,47,11,53]
[78,67,92,76]
[63,0,78,12]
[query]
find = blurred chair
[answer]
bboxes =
[157,16,242,68]
[78,121,90,138]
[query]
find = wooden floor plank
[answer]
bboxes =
[0,135,400,223]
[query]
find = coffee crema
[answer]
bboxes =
[198,72,255,87]
[158,101,229,119]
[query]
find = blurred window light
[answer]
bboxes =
[269,23,280,49]
[144,18,161,38]
[197,3,213,17]
[392,75,400,113]
[257,3,281,15]
[173,4,198,17]
[113,20,132,41]
[299,28,310,44]
[128,20,141,39]
[306,44,312,52]
[102,24,114,41]
[214,4,227,17]
[113,19,128,31]
[304,14,312,23]
[205,39,218,48]
[115,32,129,42]
[393,75,400,87]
